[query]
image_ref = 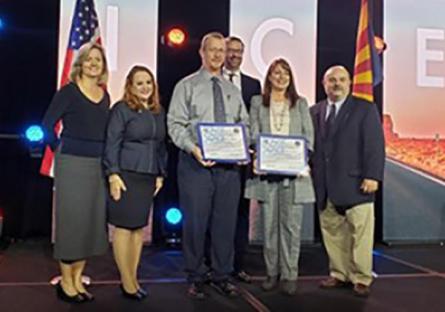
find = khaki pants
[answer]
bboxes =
[320,200,374,286]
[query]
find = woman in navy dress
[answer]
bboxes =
[104,65,167,300]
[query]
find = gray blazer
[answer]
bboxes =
[245,95,316,204]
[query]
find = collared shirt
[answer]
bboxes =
[325,96,347,120]
[167,68,250,153]
[222,67,242,91]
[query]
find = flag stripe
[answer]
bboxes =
[354,60,373,74]
[352,92,373,102]
[353,71,373,84]
[356,29,370,51]
[352,83,374,94]
[355,45,371,65]
[60,50,74,87]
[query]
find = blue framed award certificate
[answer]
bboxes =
[197,123,249,163]
[257,134,308,175]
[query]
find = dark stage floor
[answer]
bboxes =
[0,239,444,311]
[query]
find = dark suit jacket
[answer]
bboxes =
[238,73,261,190]
[103,101,167,177]
[310,95,385,211]
[240,73,261,111]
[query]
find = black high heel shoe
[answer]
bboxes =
[137,287,148,297]
[55,282,85,303]
[120,284,145,301]
[78,290,94,301]
[78,283,95,301]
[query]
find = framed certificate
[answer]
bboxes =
[197,123,249,163]
[257,134,308,175]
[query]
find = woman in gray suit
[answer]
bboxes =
[245,58,315,295]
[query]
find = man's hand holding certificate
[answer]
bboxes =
[197,123,249,163]
[257,134,309,176]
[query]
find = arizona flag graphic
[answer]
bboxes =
[40,0,102,177]
[352,0,383,103]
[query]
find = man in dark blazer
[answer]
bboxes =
[222,36,261,283]
[310,65,385,297]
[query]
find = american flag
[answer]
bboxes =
[40,0,103,177]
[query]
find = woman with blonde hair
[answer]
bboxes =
[42,43,110,303]
[104,65,167,300]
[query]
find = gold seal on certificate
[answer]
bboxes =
[257,134,308,175]
[197,123,249,163]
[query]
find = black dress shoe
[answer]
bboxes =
[209,281,239,297]
[188,282,208,300]
[120,284,145,301]
[55,282,85,303]
[233,270,252,283]
[79,291,94,301]
[203,271,213,284]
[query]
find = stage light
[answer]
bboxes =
[165,28,187,46]
[372,250,382,256]
[0,18,4,30]
[165,207,182,225]
[163,207,182,246]
[25,125,44,142]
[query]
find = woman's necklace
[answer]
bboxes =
[271,100,287,132]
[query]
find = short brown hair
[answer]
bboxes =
[225,36,245,50]
[200,32,225,51]
[262,58,300,108]
[122,65,161,114]
[69,43,108,85]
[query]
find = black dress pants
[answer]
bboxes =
[178,152,240,283]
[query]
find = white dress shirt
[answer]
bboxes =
[222,67,242,91]
[325,97,347,120]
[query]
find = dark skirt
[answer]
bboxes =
[53,152,108,260]
[107,170,156,229]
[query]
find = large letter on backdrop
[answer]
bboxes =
[230,0,317,243]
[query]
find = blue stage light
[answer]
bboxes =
[165,208,182,225]
[372,250,382,256]
[0,18,4,30]
[25,125,44,142]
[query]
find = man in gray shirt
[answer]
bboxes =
[167,32,249,299]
